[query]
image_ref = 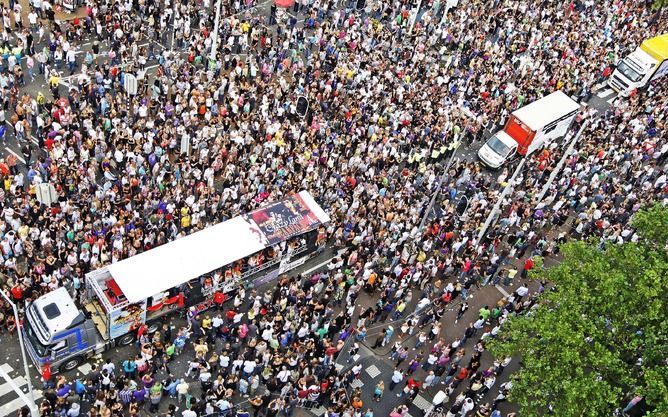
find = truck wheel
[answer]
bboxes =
[147,320,162,334]
[59,357,83,373]
[118,333,136,346]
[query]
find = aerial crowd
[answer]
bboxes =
[0,0,666,416]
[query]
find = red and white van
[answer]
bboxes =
[477,91,580,168]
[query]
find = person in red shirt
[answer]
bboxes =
[226,309,237,322]
[10,283,23,301]
[521,257,535,279]
[452,366,470,389]
[398,377,421,398]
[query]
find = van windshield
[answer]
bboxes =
[487,135,512,158]
[616,61,643,82]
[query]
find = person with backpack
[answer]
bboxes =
[123,357,137,379]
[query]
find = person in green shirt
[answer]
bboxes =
[317,324,329,340]
[491,306,503,321]
[149,381,163,412]
[165,342,176,361]
[478,306,491,321]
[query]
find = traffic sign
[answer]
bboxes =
[180,135,190,155]
[124,74,138,96]
[35,183,58,206]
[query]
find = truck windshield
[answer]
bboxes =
[616,61,643,82]
[23,319,49,357]
[487,135,512,158]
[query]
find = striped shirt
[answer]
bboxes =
[119,389,133,404]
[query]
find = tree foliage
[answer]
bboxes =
[490,204,668,417]
[653,0,668,10]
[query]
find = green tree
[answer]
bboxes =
[490,204,668,417]
[653,0,668,10]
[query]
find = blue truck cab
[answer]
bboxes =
[23,287,101,372]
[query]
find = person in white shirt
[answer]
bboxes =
[67,402,80,417]
[459,397,474,416]
[424,371,436,388]
[102,359,115,376]
[390,368,403,391]
[182,409,197,417]
[219,352,230,370]
[276,366,290,384]
[515,283,529,301]
[415,296,430,313]
[242,360,256,377]
[176,380,189,404]
[216,398,231,412]
[261,325,273,341]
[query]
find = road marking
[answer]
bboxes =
[228,0,273,18]
[596,88,615,99]
[0,376,27,397]
[30,136,39,145]
[350,379,364,388]
[0,364,43,417]
[495,284,511,297]
[302,248,348,275]
[413,394,432,410]
[77,363,92,374]
[0,392,44,417]
[312,407,327,417]
[366,364,381,379]
[5,148,26,164]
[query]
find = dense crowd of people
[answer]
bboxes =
[0,0,666,416]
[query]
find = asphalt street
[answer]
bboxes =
[0,242,523,417]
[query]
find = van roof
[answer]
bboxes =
[640,33,668,62]
[512,91,580,131]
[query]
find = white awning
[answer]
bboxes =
[107,216,265,303]
[107,191,329,303]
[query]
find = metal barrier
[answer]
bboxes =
[240,243,308,280]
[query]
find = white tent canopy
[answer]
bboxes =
[107,191,329,303]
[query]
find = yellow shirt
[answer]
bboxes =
[202,317,212,329]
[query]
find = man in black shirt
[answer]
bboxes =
[88,364,101,388]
